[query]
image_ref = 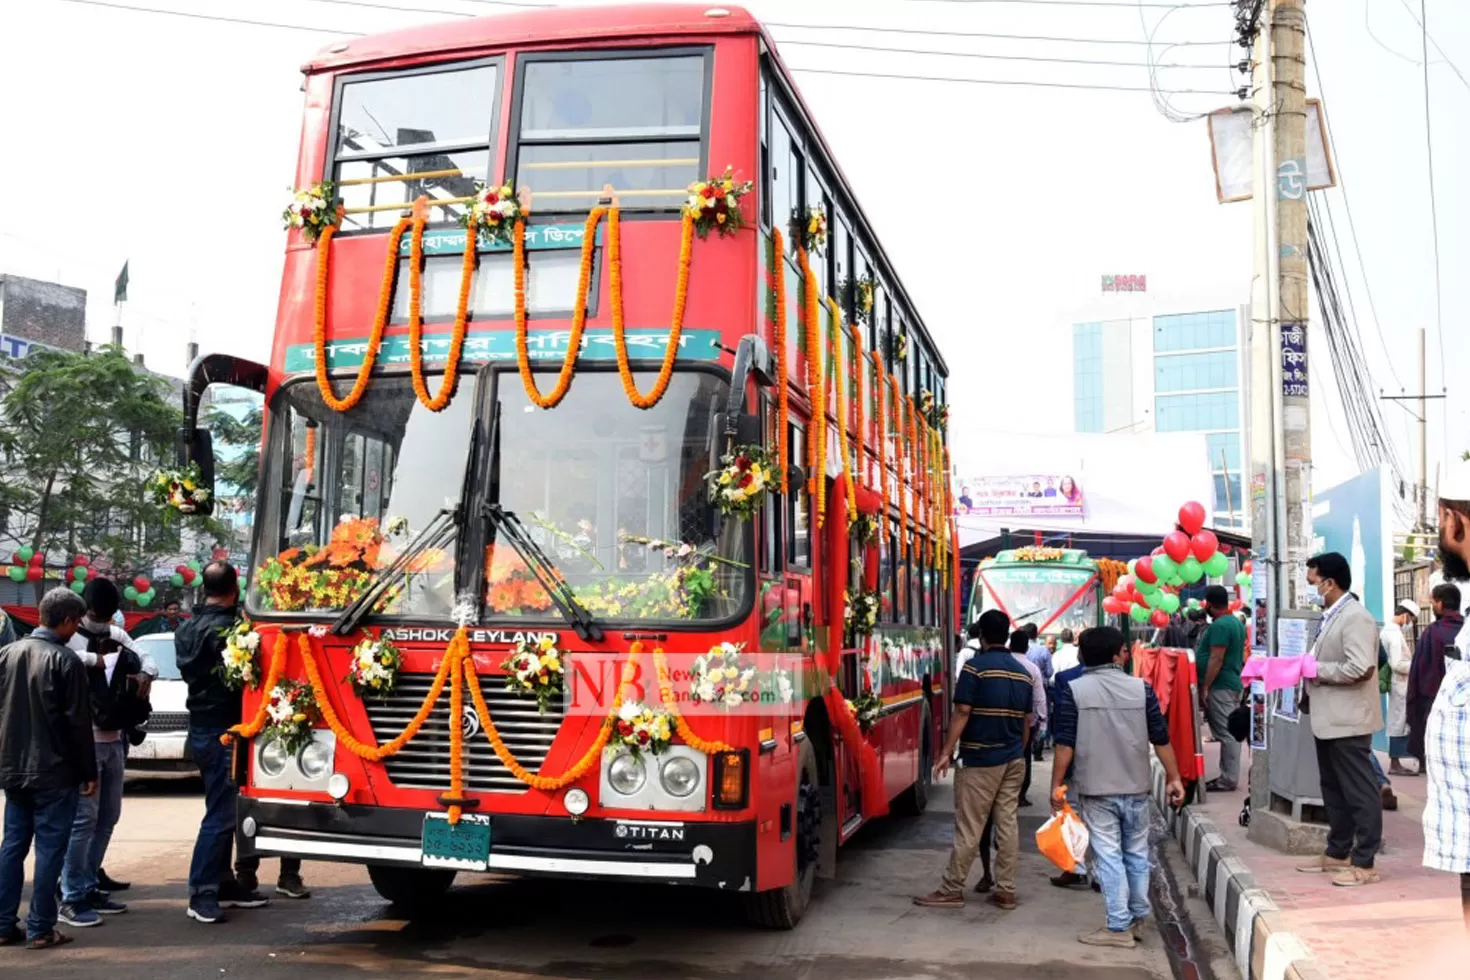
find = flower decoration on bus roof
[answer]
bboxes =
[841,272,876,325]
[149,462,210,516]
[263,679,320,757]
[346,634,402,700]
[1012,546,1067,563]
[683,166,752,240]
[707,443,779,519]
[794,205,828,256]
[608,701,673,761]
[501,634,565,714]
[461,180,525,248]
[283,181,339,243]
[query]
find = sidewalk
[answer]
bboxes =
[1155,741,1468,980]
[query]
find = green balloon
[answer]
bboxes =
[1151,555,1177,581]
[1179,556,1205,583]
[1187,597,1202,610]
[123,585,138,600]
[1161,592,1181,614]
[1143,588,1165,609]
[188,560,202,572]
[137,593,153,608]
[71,565,87,581]
[1138,579,1161,597]
[70,580,86,594]
[171,573,185,587]
[1204,552,1229,578]
[1235,571,1252,587]
[6,566,24,582]
[16,547,33,562]
[1129,604,1150,623]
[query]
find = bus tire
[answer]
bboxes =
[742,736,820,930]
[892,699,932,817]
[367,865,456,912]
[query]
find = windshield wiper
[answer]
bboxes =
[331,507,458,636]
[1011,605,1049,625]
[483,502,604,642]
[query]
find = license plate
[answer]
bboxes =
[421,813,491,871]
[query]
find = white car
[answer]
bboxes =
[127,632,192,774]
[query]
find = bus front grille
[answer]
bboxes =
[363,674,566,794]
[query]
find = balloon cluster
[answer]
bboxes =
[1101,501,1234,627]
[125,575,157,608]
[5,547,45,584]
[171,560,203,588]
[66,555,98,594]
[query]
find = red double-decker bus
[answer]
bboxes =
[178,3,956,928]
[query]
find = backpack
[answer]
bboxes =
[77,625,152,732]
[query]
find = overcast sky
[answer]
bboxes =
[1,0,1464,509]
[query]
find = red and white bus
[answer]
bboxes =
[179,3,957,928]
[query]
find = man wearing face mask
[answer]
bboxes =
[1295,552,1384,887]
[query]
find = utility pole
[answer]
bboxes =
[1381,327,1448,535]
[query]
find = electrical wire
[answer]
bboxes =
[1138,1,1238,123]
[771,37,1226,69]
[763,19,1233,46]
[1397,0,1470,92]
[785,66,1230,93]
[53,0,361,33]
[302,0,528,17]
[1418,0,1446,403]
[899,0,1231,6]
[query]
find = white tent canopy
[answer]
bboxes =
[950,429,1218,551]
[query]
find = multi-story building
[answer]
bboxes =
[1072,305,1250,531]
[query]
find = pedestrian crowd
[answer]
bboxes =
[0,562,308,949]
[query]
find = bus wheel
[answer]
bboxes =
[367,865,456,912]
[892,699,932,816]
[743,736,820,930]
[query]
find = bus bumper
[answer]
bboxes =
[236,796,760,891]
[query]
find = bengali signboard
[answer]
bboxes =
[1281,322,1308,398]
[953,474,1086,520]
[397,222,600,256]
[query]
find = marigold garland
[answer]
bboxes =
[313,211,409,412]
[608,207,694,409]
[221,630,289,744]
[407,206,476,412]
[872,352,888,545]
[770,229,790,493]
[850,326,866,490]
[891,374,907,563]
[798,248,826,527]
[908,396,922,549]
[826,298,857,526]
[647,644,733,754]
[514,210,602,409]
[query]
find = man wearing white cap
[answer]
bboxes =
[1422,458,1470,929]
[1383,599,1420,776]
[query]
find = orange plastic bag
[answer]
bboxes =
[1035,791,1090,873]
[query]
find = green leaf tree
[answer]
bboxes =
[0,345,216,600]
[207,402,264,500]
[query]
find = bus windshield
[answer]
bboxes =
[487,369,748,624]
[974,564,1098,637]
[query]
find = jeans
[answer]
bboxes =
[188,728,236,898]
[1206,688,1242,786]
[1369,753,1389,789]
[61,740,125,903]
[1081,793,1153,933]
[0,786,81,940]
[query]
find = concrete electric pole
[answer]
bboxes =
[1381,328,1447,538]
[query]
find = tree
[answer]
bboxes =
[0,345,217,599]
[207,402,264,500]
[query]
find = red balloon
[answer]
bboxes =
[1178,500,1207,536]
[1219,543,1233,554]
[25,566,43,582]
[1242,560,1253,573]
[1190,530,1219,564]
[73,555,89,566]
[1228,600,1244,613]
[182,568,196,584]
[133,575,150,592]
[1150,608,1170,628]
[1135,556,1157,585]
[175,564,188,574]
[8,553,19,566]
[85,568,98,581]
[1163,531,1191,563]
[27,553,43,567]
[1102,596,1121,615]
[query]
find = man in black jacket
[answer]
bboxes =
[0,587,97,949]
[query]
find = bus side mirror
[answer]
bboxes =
[176,427,217,517]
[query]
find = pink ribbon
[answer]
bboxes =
[1240,653,1318,693]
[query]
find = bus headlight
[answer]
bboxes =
[607,753,646,795]
[258,739,289,778]
[298,739,333,780]
[564,787,590,816]
[659,756,701,798]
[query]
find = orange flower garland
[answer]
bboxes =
[770,229,790,492]
[221,630,288,744]
[407,206,476,412]
[826,298,857,525]
[313,212,409,412]
[303,427,317,485]
[798,248,826,527]
[647,644,733,754]
[908,396,922,551]
[514,209,603,409]
[872,351,888,544]
[891,375,906,562]
[447,624,467,824]
[608,207,695,409]
[850,326,866,491]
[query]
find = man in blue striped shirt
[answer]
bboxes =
[914,609,1034,910]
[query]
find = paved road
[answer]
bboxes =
[3,762,1178,979]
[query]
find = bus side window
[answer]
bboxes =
[787,421,809,569]
[882,532,897,624]
[760,395,783,574]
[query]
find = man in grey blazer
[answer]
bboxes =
[1296,552,1384,887]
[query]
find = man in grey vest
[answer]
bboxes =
[1050,626,1184,948]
